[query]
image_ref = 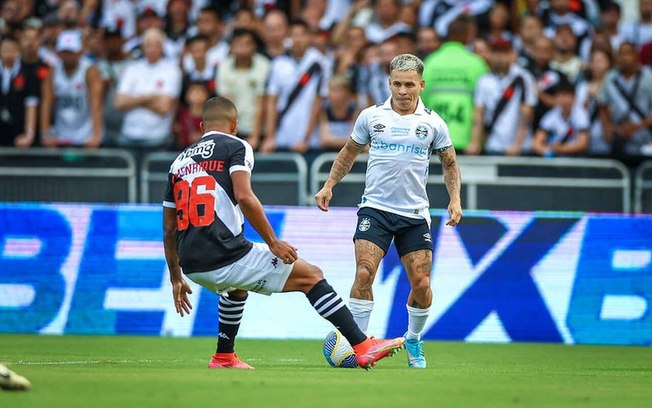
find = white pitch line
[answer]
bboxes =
[4,358,305,365]
[5,359,187,366]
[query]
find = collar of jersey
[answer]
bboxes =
[381,97,428,115]
[201,130,234,139]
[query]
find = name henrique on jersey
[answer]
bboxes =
[351,97,452,223]
[163,131,255,273]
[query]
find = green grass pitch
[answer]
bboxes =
[1,334,650,408]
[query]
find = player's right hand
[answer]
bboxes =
[269,240,298,264]
[172,278,193,317]
[314,187,332,212]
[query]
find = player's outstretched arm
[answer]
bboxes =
[437,146,463,226]
[163,207,193,316]
[314,137,366,211]
[232,171,298,264]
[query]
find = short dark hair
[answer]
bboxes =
[601,1,621,14]
[203,96,237,124]
[555,78,575,94]
[0,35,19,45]
[186,34,209,45]
[199,7,220,20]
[289,19,310,31]
[231,28,257,43]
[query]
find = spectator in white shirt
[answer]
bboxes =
[114,28,181,148]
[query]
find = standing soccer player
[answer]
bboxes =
[315,54,462,369]
[163,96,404,370]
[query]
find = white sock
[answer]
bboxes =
[406,304,431,340]
[348,298,374,334]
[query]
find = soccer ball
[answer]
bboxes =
[323,329,358,368]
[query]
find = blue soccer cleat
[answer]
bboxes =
[404,332,426,369]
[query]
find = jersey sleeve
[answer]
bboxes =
[266,59,281,96]
[573,106,591,132]
[539,111,555,132]
[163,173,176,208]
[432,119,453,151]
[523,72,538,107]
[350,108,370,145]
[474,75,489,108]
[229,141,255,174]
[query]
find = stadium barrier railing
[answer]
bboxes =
[634,160,652,214]
[0,147,137,203]
[141,151,308,206]
[310,153,632,213]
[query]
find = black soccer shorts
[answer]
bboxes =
[352,207,433,257]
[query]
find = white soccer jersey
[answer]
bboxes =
[539,105,590,146]
[52,60,94,145]
[351,97,452,222]
[475,64,537,153]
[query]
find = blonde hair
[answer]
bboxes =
[142,28,166,45]
[389,53,424,76]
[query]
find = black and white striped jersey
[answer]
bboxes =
[164,131,255,273]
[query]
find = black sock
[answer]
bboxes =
[216,293,247,354]
[306,279,367,347]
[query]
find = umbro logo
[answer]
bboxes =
[271,257,279,268]
[373,123,386,133]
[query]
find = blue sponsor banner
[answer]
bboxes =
[0,204,650,346]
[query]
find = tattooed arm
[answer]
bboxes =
[315,137,366,211]
[437,146,463,226]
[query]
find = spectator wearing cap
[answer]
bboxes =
[469,38,537,156]
[0,35,39,147]
[124,6,178,60]
[97,26,130,146]
[217,28,270,149]
[532,79,590,157]
[114,28,181,149]
[40,30,103,148]
[183,7,229,78]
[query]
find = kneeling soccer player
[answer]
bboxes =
[163,96,404,369]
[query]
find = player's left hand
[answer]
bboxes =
[172,278,193,317]
[446,200,462,227]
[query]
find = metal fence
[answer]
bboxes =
[635,161,652,213]
[310,154,632,213]
[1,147,645,213]
[141,151,308,205]
[0,148,136,203]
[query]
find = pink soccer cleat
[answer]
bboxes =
[208,353,255,369]
[353,336,405,370]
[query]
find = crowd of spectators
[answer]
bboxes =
[0,0,651,165]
